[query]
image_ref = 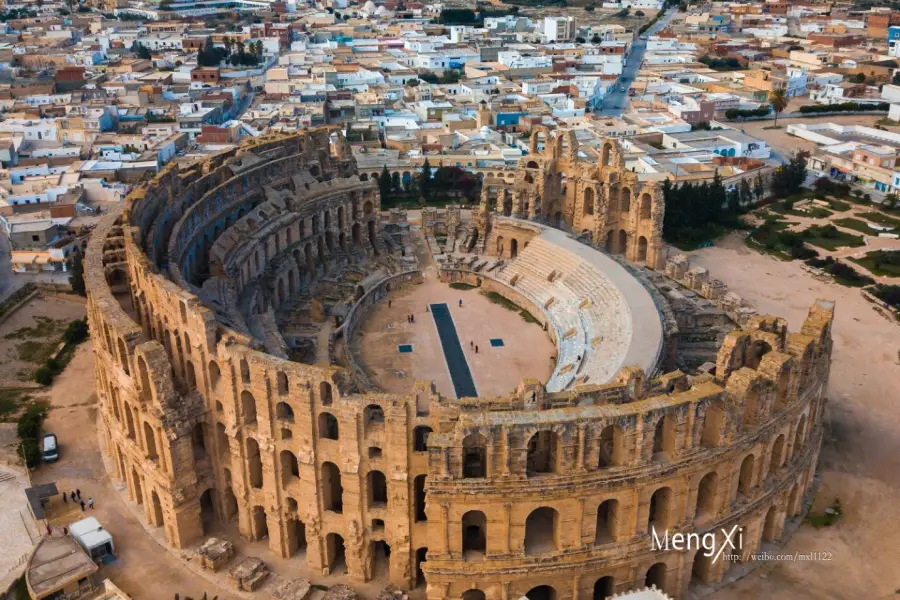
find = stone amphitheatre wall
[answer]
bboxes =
[85,130,834,600]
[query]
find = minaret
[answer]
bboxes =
[476,100,492,128]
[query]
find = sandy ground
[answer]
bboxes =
[690,234,900,600]
[0,295,86,384]
[354,277,554,399]
[737,114,883,157]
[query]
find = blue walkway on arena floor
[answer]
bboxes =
[429,303,478,398]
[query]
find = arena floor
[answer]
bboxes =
[353,274,555,399]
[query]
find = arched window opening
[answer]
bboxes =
[701,401,725,448]
[138,357,153,403]
[276,401,294,422]
[694,472,719,523]
[287,518,307,558]
[463,433,487,478]
[526,430,561,476]
[240,358,250,383]
[640,193,652,219]
[367,470,387,508]
[320,381,333,406]
[216,422,230,460]
[648,487,672,534]
[364,404,384,434]
[414,475,427,522]
[793,415,807,460]
[762,505,778,543]
[524,507,559,555]
[280,450,300,486]
[326,533,346,574]
[415,548,428,589]
[247,438,263,489]
[738,454,755,497]
[322,461,343,513]
[525,586,556,600]
[583,187,595,216]
[370,541,391,579]
[598,425,624,468]
[645,563,667,592]
[414,426,432,452]
[594,500,618,545]
[208,361,221,393]
[192,422,206,461]
[462,591,485,600]
[691,551,712,586]
[461,510,486,559]
[319,412,339,440]
[593,577,615,600]
[652,415,676,462]
[143,422,158,460]
[240,390,257,425]
[769,434,785,476]
[251,505,268,540]
[277,371,289,395]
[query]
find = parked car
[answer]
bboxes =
[42,433,58,463]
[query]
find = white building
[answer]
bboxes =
[543,16,576,42]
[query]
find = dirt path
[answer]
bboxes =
[690,235,900,600]
[30,343,236,600]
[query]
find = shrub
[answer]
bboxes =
[798,102,889,114]
[63,318,89,345]
[34,367,54,386]
[871,284,900,308]
[17,402,48,468]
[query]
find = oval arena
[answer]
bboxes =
[85,128,834,600]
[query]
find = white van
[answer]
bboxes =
[42,433,58,463]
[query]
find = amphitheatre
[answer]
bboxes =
[84,127,834,600]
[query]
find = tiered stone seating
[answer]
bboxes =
[493,237,639,391]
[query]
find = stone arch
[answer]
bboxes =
[793,414,807,459]
[277,371,289,395]
[645,562,667,591]
[463,433,488,478]
[640,192,652,219]
[366,470,387,507]
[240,390,257,425]
[322,461,343,513]
[280,450,299,486]
[118,338,130,374]
[769,434,785,476]
[369,540,391,579]
[652,414,676,461]
[320,381,333,405]
[247,437,263,488]
[738,453,755,497]
[131,467,144,504]
[701,400,725,448]
[364,403,385,434]
[240,358,250,383]
[143,422,158,460]
[138,356,153,403]
[414,426,432,452]
[787,483,800,517]
[620,187,631,213]
[583,187,595,216]
[319,412,339,440]
[208,360,221,393]
[593,577,615,600]
[461,510,487,557]
[276,401,294,422]
[594,499,619,544]
[510,238,518,259]
[598,424,625,467]
[762,505,778,543]
[637,236,648,262]
[524,506,559,554]
[286,517,307,557]
[694,471,719,523]
[648,487,672,533]
[414,474,427,522]
[495,235,504,257]
[601,142,613,167]
[326,533,346,574]
[150,490,164,527]
[526,430,561,475]
[525,585,556,600]
[617,229,627,255]
[690,550,713,586]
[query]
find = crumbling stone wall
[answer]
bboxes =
[469,132,666,269]
[86,130,834,599]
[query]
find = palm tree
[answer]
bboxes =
[769,88,789,127]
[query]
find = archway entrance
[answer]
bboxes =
[326,533,346,574]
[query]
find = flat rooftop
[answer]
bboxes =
[26,536,98,598]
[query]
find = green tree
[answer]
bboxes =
[378,166,392,201]
[739,178,753,207]
[753,172,765,201]
[419,157,432,198]
[391,171,402,193]
[591,33,601,44]
[769,88,790,127]
[68,251,86,296]
[254,40,264,60]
